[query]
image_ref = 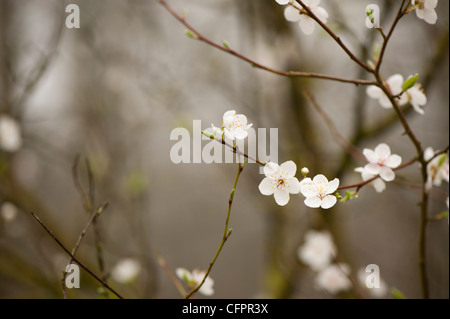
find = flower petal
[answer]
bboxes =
[259,177,275,195]
[375,143,391,159]
[223,110,236,119]
[321,195,337,209]
[313,6,328,22]
[304,196,322,208]
[326,178,340,194]
[363,149,378,163]
[275,0,290,5]
[299,15,315,35]
[366,86,382,99]
[379,166,395,182]
[313,174,328,183]
[365,163,382,175]
[280,160,297,179]
[372,178,386,193]
[386,74,404,96]
[385,154,402,168]
[274,189,290,206]
[284,6,301,22]
[264,162,280,177]
[286,177,301,194]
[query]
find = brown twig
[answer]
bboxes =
[157,0,376,86]
[185,162,245,299]
[61,202,109,298]
[30,212,123,299]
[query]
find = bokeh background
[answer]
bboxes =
[0,0,448,299]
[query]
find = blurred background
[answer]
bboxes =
[0,0,448,299]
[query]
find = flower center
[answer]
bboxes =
[276,178,286,190]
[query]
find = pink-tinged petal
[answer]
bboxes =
[386,74,404,96]
[375,143,391,159]
[304,196,322,208]
[313,174,328,183]
[264,162,280,177]
[379,166,395,182]
[363,149,378,163]
[259,177,275,195]
[313,7,328,22]
[321,195,337,209]
[284,6,301,22]
[326,178,340,194]
[372,178,386,193]
[366,86,382,99]
[365,163,382,175]
[274,189,290,206]
[299,15,315,35]
[385,154,402,168]
[280,160,297,179]
[286,177,301,194]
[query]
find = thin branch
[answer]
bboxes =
[157,0,376,86]
[375,0,407,74]
[185,162,245,299]
[61,202,108,299]
[156,251,187,297]
[30,212,123,299]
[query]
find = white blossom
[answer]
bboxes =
[259,161,301,206]
[362,143,402,182]
[176,268,214,296]
[366,74,404,109]
[111,258,141,284]
[298,230,336,271]
[0,115,22,152]
[412,0,438,24]
[315,264,352,295]
[222,110,253,141]
[424,147,449,191]
[366,74,427,114]
[399,83,427,115]
[354,166,386,193]
[300,174,339,209]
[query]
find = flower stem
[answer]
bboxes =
[185,162,245,299]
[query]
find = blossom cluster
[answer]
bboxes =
[366,74,427,115]
[297,230,388,297]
